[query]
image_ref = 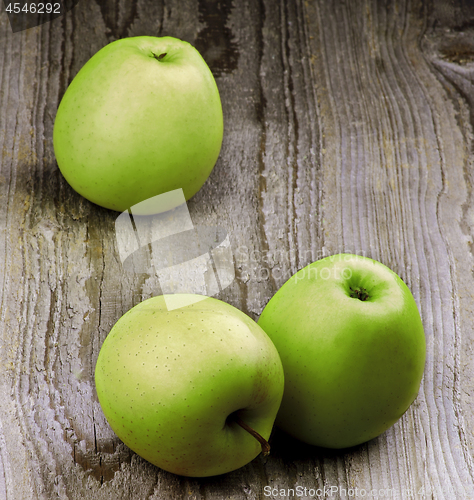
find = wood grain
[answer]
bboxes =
[1,0,474,498]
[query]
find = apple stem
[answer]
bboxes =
[234,416,271,456]
[152,52,167,61]
[349,286,369,301]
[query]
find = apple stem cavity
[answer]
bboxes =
[233,416,271,456]
[349,286,369,301]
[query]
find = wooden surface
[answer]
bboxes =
[1,0,474,498]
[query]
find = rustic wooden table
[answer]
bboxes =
[1,0,474,498]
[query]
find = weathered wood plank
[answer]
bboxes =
[305,1,474,498]
[1,0,474,498]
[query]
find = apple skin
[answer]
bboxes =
[94,294,284,477]
[257,254,426,449]
[53,36,223,215]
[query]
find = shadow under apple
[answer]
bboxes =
[267,427,369,464]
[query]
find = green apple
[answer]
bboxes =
[95,294,284,477]
[257,253,426,449]
[53,36,223,215]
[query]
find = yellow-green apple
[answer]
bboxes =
[95,294,284,477]
[257,254,426,449]
[53,36,223,215]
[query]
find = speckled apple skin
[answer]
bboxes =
[95,295,284,477]
[53,36,223,214]
[258,254,426,449]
